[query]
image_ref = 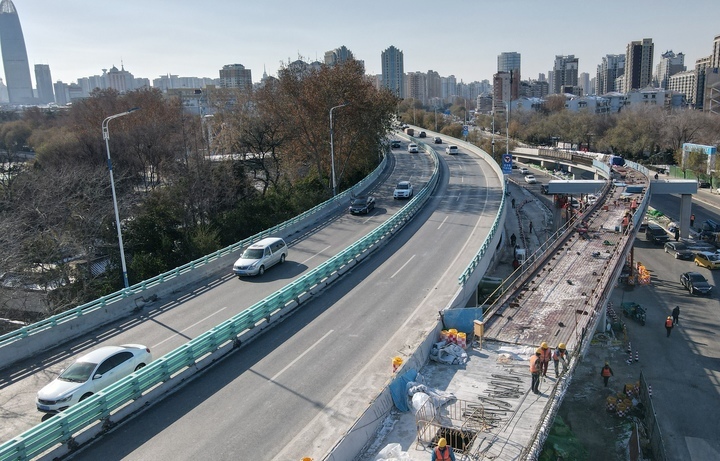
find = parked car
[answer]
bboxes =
[698,180,711,188]
[445,145,459,155]
[680,271,713,295]
[390,140,401,149]
[233,237,288,276]
[393,181,413,199]
[663,241,694,260]
[524,174,537,184]
[36,345,152,414]
[433,137,442,144]
[645,223,669,245]
[349,195,375,215]
[694,251,720,269]
[407,143,419,153]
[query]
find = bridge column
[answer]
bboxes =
[680,194,692,239]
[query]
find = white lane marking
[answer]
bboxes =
[270,330,334,382]
[438,216,449,230]
[152,307,228,348]
[391,255,416,279]
[301,245,331,265]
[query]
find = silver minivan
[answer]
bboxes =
[233,237,288,276]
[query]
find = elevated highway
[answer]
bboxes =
[0,131,506,460]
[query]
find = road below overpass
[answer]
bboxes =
[58,140,503,460]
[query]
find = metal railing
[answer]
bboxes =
[0,145,441,461]
[0,155,388,351]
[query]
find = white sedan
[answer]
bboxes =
[36,344,152,414]
[524,174,537,184]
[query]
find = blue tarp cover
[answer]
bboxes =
[389,369,418,412]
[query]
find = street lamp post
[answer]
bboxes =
[505,102,509,159]
[102,107,140,288]
[491,111,495,158]
[329,103,349,197]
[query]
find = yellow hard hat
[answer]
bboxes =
[438,437,447,448]
[541,342,548,349]
[536,348,542,354]
[558,343,566,349]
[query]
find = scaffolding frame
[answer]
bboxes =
[415,398,487,456]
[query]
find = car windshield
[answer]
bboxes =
[351,197,368,205]
[396,184,409,190]
[671,243,687,250]
[689,273,707,283]
[241,248,265,259]
[58,361,98,383]
[707,254,720,261]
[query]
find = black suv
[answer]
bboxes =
[645,223,669,245]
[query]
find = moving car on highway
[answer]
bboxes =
[393,181,413,199]
[36,345,152,414]
[349,195,375,215]
[445,145,458,155]
[407,143,419,153]
[233,237,288,276]
[524,174,537,184]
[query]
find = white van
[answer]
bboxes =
[233,237,288,276]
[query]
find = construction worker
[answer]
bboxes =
[530,349,542,394]
[431,437,456,461]
[539,342,552,377]
[665,316,674,337]
[601,362,614,387]
[552,343,569,377]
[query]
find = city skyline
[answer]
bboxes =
[4,0,720,89]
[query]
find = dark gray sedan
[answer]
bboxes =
[680,271,713,295]
[664,241,694,260]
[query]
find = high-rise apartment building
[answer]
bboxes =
[552,55,579,94]
[694,55,711,109]
[579,72,590,96]
[712,34,720,68]
[381,46,404,98]
[324,46,354,66]
[426,70,441,102]
[34,64,54,104]
[654,50,685,89]
[497,52,520,100]
[624,38,654,91]
[493,72,512,111]
[0,0,34,104]
[405,71,426,104]
[667,70,696,105]
[596,54,625,95]
[219,64,252,90]
[441,75,457,102]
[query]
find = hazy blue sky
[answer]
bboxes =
[8,0,720,86]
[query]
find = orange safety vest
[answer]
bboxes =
[540,348,552,363]
[601,366,612,377]
[530,355,541,373]
[434,446,453,461]
[552,349,566,361]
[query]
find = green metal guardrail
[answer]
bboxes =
[0,144,440,461]
[0,156,387,350]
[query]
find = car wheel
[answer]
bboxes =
[675,253,679,259]
[664,247,668,253]
[258,266,265,276]
[695,261,700,266]
[79,393,93,402]
[280,254,286,264]
[135,363,146,372]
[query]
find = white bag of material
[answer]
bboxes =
[411,392,431,414]
[374,442,411,461]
